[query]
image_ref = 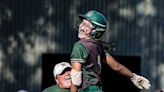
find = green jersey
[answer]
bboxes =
[71,39,105,91]
[42,85,70,92]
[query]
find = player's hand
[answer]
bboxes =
[130,73,151,89]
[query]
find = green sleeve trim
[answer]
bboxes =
[71,59,85,63]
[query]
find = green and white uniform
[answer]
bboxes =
[71,39,106,92]
[42,85,70,92]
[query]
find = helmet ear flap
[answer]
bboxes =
[91,28,106,39]
[91,29,96,35]
[91,29,97,38]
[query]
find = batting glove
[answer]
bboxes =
[130,73,151,89]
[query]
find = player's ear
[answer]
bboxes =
[55,79,59,84]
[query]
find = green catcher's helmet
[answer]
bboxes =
[79,10,107,39]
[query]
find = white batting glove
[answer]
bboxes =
[130,73,151,89]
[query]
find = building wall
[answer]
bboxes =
[0,0,163,92]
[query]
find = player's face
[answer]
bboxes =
[56,68,71,88]
[78,19,94,39]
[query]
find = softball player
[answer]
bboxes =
[70,10,151,92]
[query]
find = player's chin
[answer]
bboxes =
[78,34,83,38]
[78,33,86,38]
[63,82,72,88]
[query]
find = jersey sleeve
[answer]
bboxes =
[70,42,88,64]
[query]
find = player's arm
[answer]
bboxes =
[105,54,134,78]
[105,54,151,89]
[70,62,82,92]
